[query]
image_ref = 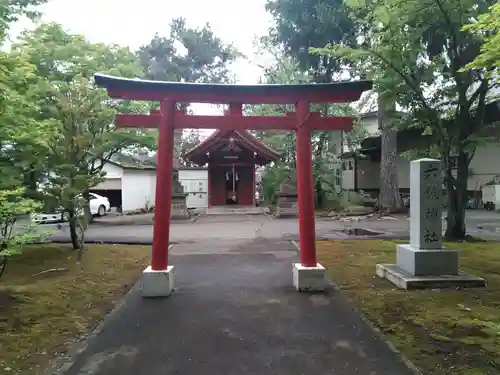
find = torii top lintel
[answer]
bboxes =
[94,74,373,104]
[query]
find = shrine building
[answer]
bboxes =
[184,129,279,207]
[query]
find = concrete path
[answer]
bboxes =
[46,211,403,244]
[55,237,414,375]
[45,208,500,244]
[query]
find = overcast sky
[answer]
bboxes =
[9,0,278,120]
[9,0,372,128]
[12,0,273,84]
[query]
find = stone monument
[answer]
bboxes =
[169,129,190,220]
[275,171,298,218]
[376,158,485,289]
[170,168,190,220]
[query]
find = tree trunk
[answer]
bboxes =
[444,152,468,241]
[68,210,79,250]
[313,132,328,209]
[82,191,94,225]
[23,168,40,200]
[378,94,402,213]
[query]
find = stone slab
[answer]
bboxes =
[376,263,486,290]
[409,158,443,249]
[141,265,175,298]
[275,196,298,218]
[204,206,267,215]
[292,263,326,292]
[171,197,190,220]
[275,209,299,218]
[396,243,459,276]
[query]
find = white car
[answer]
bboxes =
[88,193,111,216]
[32,194,110,224]
[31,210,64,224]
[60,193,111,221]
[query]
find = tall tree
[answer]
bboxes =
[0,0,49,276]
[313,0,497,240]
[0,51,47,277]
[266,0,402,211]
[137,17,241,165]
[248,42,353,207]
[13,23,155,250]
[377,93,402,212]
[265,0,358,82]
[138,17,240,84]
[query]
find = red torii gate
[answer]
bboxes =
[94,74,372,297]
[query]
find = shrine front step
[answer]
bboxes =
[204,206,270,216]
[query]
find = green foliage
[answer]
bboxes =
[463,3,500,72]
[249,43,352,209]
[138,18,240,84]
[0,0,46,41]
[0,47,55,198]
[344,119,369,151]
[137,17,241,163]
[11,23,156,249]
[261,164,291,204]
[0,188,42,261]
[265,0,358,81]
[0,2,55,272]
[179,129,203,167]
[312,0,497,239]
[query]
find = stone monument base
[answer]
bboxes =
[376,264,486,290]
[141,265,175,297]
[293,263,326,292]
[396,244,459,276]
[275,194,298,218]
[171,195,190,220]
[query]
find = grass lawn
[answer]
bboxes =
[317,240,500,375]
[0,244,149,375]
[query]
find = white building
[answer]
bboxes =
[341,101,500,197]
[90,160,209,213]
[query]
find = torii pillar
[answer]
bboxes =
[142,100,176,297]
[292,100,324,291]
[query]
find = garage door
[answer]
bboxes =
[91,178,121,190]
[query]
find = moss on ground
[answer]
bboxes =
[317,240,500,375]
[0,244,149,375]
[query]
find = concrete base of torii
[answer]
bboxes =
[293,263,326,292]
[141,266,175,297]
[141,244,176,298]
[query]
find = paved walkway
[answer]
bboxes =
[48,214,406,244]
[45,208,500,244]
[55,237,414,375]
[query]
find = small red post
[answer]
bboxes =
[151,99,176,270]
[295,101,317,267]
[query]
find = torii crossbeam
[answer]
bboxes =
[94,73,372,297]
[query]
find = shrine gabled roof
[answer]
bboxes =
[94,74,373,104]
[184,130,280,162]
